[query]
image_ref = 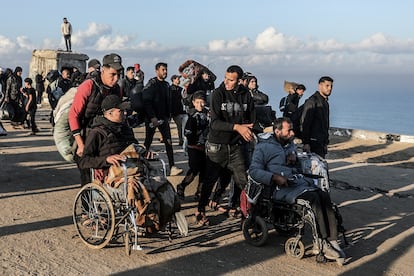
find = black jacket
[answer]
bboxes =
[300,91,330,146]
[283,92,302,117]
[170,84,185,116]
[79,116,137,170]
[142,77,170,120]
[249,88,269,106]
[185,107,209,147]
[208,82,256,145]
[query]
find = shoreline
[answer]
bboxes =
[330,126,414,143]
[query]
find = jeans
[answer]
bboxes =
[172,113,188,144]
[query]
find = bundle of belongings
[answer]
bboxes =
[104,144,181,233]
[296,152,330,192]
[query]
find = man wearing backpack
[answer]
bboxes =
[300,76,333,158]
[69,53,124,185]
[282,84,306,118]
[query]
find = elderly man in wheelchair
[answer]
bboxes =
[247,117,346,265]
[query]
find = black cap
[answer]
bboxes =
[170,74,180,81]
[102,53,124,71]
[101,95,130,112]
[88,59,101,70]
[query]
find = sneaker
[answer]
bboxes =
[329,240,346,258]
[170,166,183,176]
[0,128,7,136]
[311,238,322,255]
[322,239,341,260]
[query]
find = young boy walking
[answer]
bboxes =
[22,78,39,135]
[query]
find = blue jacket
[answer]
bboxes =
[249,132,318,204]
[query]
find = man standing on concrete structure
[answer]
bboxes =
[61,17,72,52]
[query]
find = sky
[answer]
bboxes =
[1,0,414,98]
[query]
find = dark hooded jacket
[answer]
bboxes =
[207,82,256,145]
[79,116,137,171]
[184,107,209,148]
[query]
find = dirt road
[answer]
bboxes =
[1,107,413,275]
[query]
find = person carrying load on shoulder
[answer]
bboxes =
[69,53,124,186]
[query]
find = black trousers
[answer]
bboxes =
[298,189,338,240]
[64,34,71,51]
[198,142,247,213]
[180,147,206,189]
[144,120,175,168]
[310,141,327,158]
[28,108,38,132]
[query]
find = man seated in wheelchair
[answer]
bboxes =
[249,117,346,263]
[78,94,137,181]
[78,95,180,233]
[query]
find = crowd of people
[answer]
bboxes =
[0,51,344,263]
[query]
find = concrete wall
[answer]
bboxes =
[29,49,89,84]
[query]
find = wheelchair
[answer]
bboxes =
[240,153,347,263]
[72,146,188,255]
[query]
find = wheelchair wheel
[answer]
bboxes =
[124,231,132,256]
[73,183,116,249]
[242,216,268,246]
[285,237,305,259]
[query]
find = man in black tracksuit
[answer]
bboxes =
[195,65,256,225]
[300,76,333,158]
[142,62,182,176]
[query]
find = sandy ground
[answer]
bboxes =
[0,106,413,276]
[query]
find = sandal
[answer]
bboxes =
[216,205,228,214]
[208,200,218,210]
[228,207,243,219]
[195,212,209,226]
[208,200,228,213]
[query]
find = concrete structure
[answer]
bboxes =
[28,49,89,82]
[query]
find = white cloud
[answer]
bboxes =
[2,24,414,78]
[0,36,16,55]
[208,37,251,52]
[255,27,301,52]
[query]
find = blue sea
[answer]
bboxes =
[259,74,414,136]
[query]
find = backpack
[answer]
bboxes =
[46,69,60,83]
[279,96,288,112]
[53,87,78,162]
[49,80,65,103]
[290,103,304,139]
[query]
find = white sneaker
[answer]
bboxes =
[170,166,183,176]
[330,240,346,258]
[322,239,341,260]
